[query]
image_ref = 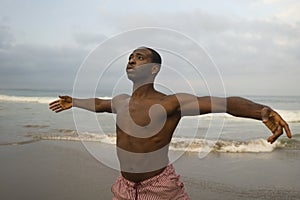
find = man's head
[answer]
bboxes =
[143,47,162,66]
[126,47,162,82]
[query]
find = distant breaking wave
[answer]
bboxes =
[26,131,299,153]
[0,94,111,104]
[0,94,57,104]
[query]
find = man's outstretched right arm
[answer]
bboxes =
[49,95,113,113]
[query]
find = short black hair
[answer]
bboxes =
[139,47,162,65]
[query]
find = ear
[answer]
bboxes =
[151,64,160,75]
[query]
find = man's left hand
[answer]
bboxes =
[261,107,292,144]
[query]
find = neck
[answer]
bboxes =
[132,82,155,98]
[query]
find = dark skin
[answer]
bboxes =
[49,48,292,182]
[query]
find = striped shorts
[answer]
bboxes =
[111,164,190,200]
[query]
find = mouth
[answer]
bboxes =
[126,64,135,72]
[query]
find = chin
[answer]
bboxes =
[126,74,134,81]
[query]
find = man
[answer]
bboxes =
[49,47,292,200]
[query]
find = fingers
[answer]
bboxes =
[49,96,66,106]
[49,102,64,113]
[262,108,293,143]
[49,96,67,113]
[54,108,64,113]
[50,106,65,113]
[262,110,278,133]
[49,99,60,106]
[49,102,58,110]
[267,125,283,144]
[263,120,277,133]
[280,119,292,138]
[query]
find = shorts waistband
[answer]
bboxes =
[120,164,175,188]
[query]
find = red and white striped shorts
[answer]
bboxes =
[111,164,190,200]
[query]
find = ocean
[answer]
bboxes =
[1,88,300,199]
[1,88,299,150]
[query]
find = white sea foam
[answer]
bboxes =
[169,137,281,153]
[33,131,291,153]
[34,132,116,144]
[276,110,300,123]
[196,110,300,123]
[0,95,112,104]
[0,95,56,104]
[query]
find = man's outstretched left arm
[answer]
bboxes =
[225,97,292,143]
[178,95,292,143]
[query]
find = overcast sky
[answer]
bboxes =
[0,0,299,96]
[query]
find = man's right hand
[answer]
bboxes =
[49,95,72,113]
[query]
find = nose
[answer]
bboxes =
[129,57,135,65]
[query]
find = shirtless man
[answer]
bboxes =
[49,47,292,199]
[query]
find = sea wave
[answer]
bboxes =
[169,137,279,153]
[27,131,299,153]
[0,95,111,104]
[198,110,300,123]
[0,95,56,104]
[276,110,300,123]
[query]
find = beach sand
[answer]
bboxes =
[0,141,118,200]
[1,140,299,200]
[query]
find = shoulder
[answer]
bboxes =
[158,94,182,111]
[160,93,198,102]
[110,94,130,113]
[112,94,130,103]
[160,93,201,111]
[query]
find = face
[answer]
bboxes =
[126,48,154,81]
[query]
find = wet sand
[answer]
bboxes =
[0,141,118,200]
[1,140,299,200]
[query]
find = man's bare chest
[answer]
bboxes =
[115,100,168,137]
[118,101,164,124]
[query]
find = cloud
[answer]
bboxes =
[0,42,87,90]
[73,32,108,48]
[95,9,299,65]
[0,22,14,49]
[253,0,300,24]
[276,3,300,24]
[0,5,299,95]
[94,9,300,95]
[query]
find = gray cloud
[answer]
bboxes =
[0,8,299,96]
[92,9,299,95]
[73,32,108,48]
[0,23,14,49]
[0,43,87,90]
